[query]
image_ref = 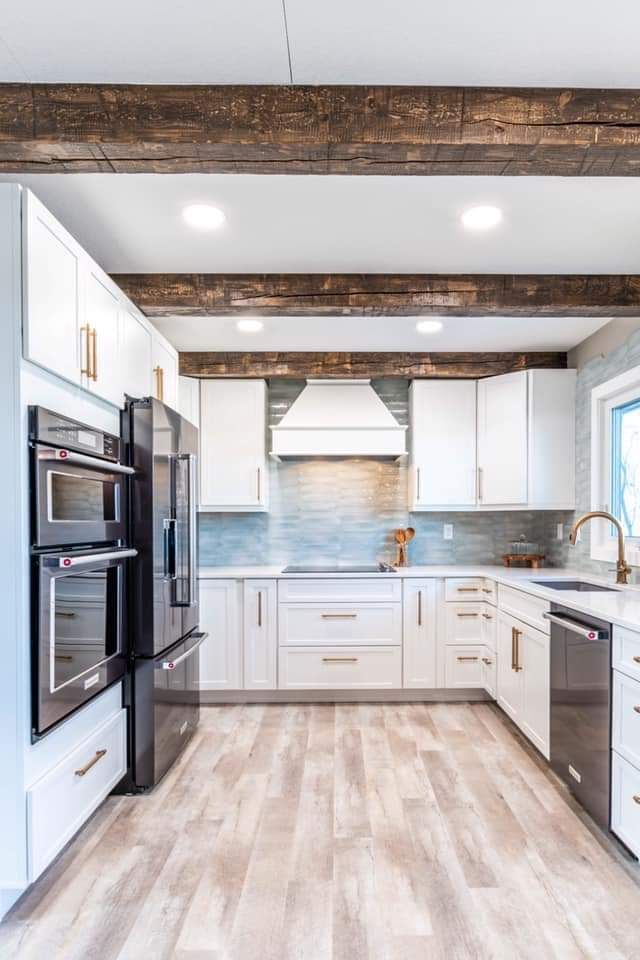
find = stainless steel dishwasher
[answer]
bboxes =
[545,605,612,829]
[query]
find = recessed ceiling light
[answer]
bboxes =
[182,204,226,230]
[236,319,264,333]
[416,320,443,334]
[461,205,503,231]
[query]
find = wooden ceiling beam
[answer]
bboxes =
[112,273,640,317]
[178,351,567,379]
[3,84,640,175]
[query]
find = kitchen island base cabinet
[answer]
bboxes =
[403,580,437,688]
[243,580,277,690]
[198,580,242,691]
[497,611,550,758]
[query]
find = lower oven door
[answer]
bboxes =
[32,548,136,737]
[132,631,204,789]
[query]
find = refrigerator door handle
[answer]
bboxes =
[175,453,198,607]
[163,517,177,580]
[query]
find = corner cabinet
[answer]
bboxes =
[199,379,269,512]
[409,369,576,512]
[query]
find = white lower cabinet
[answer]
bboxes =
[278,601,401,647]
[198,579,242,690]
[444,602,484,645]
[279,646,401,690]
[27,709,126,881]
[611,751,640,858]
[444,645,485,688]
[243,580,277,690]
[497,610,550,758]
[481,647,497,698]
[403,579,437,688]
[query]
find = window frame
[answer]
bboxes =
[591,364,640,562]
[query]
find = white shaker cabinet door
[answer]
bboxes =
[199,379,268,511]
[520,622,550,759]
[151,333,179,412]
[197,579,242,691]
[83,265,122,407]
[403,580,437,688]
[23,190,82,386]
[243,580,277,690]
[121,304,152,400]
[409,380,477,510]
[477,371,528,506]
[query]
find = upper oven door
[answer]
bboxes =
[31,445,134,549]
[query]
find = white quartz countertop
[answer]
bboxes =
[198,563,640,633]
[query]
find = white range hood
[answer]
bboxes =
[270,379,407,460]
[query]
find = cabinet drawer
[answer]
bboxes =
[444,603,484,645]
[498,584,550,634]
[445,578,485,601]
[278,602,401,646]
[613,670,640,769]
[28,709,126,880]
[613,625,640,683]
[278,578,401,604]
[278,646,401,689]
[444,645,485,688]
[611,750,640,859]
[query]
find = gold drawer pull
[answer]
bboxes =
[482,613,493,620]
[634,656,640,664]
[55,611,77,619]
[633,795,640,805]
[457,656,479,662]
[457,612,479,618]
[321,613,357,619]
[54,654,74,662]
[75,749,107,777]
[322,657,358,663]
[633,706,640,714]
[81,323,92,377]
[457,587,479,593]
[482,657,493,665]
[482,588,493,594]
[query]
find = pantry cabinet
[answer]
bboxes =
[199,379,268,511]
[402,579,437,688]
[197,579,242,690]
[243,580,277,690]
[497,610,550,757]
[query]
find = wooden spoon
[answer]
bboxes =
[395,529,407,544]
[405,527,415,543]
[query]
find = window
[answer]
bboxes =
[591,365,640,562]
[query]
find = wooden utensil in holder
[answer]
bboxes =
[395,527,415,567]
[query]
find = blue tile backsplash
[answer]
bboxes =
[199,378,572,567]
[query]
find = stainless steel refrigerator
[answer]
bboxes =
[124,398,205,790]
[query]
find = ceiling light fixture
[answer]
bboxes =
[236,319,264,333]
[182,204,226,230]
[461,205,503,231]
[416,320,443,334]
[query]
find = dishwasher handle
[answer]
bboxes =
[543,611,609,640]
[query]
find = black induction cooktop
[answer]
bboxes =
[282,563,396,574]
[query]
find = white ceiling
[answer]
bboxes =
[5,174,640,274]
[153,315,611,353]
[1,1,640,86]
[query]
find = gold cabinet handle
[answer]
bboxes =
[457,587,480,593]
[321,613,357,620]
[322,657,358,663]
[482,588,493,594]
[457,612,479,618]
[55,611,77,619]
[257,590,262,628]
[75,749,107,777]
[478,466,483,502]
[417,589,422,627]
[81,323,92,377]
[511,626,516,671]
[153,365,164,401]
[90,327,97,381]
[257,467,261,502]
[482,613,493,620]
[55,654,74,662]
[633,795,640,805]
[633,705,640,714]
[416,466,421,501]
[457,656,479,662]
[634,656,640,664]
[514,628,523,672]
[482,657,493,665]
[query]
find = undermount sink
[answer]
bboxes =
[531,579,619,593]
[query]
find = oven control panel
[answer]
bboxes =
[29,406,121,462]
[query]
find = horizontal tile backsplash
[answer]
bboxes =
[199,378,572,568]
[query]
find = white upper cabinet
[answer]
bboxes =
[23,190,82,386]
[200,379,268,512]
[151,332,179,412]
[178,376,201,427]
[410,369,575,512]
[82,266,122,407]
[409,380,477,510]
[120,304,152,400]
[477,371,528,506]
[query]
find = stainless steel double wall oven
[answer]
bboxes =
[30,407,135,737]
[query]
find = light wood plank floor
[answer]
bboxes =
[2,703,640,960]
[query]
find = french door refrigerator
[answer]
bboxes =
[124,398,205,789]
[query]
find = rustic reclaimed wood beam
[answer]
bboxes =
[179,351,567,379]
[3,84,640,175]
[112,273,640,317]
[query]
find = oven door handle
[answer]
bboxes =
[542,611,609,640]
[162,632,207,670]
[39,448,135,475]
[51,548,138,568]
